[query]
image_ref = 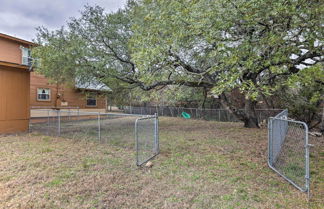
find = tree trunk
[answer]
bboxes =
[243,99,259,128]
[55,83,60,109]
[201,88,208,119]
[201,88,207,110]
[220,93,260,128]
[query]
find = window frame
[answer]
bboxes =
[20,46,31,66]
[86,94,97,107]
[37,88,51,102]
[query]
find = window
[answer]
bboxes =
[86,95,97,106]
[37,88,51,101]
[20,46,32,66]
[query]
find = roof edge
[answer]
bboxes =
[75,87,112,92]
[0,60,30,70]
[0,33,37,46]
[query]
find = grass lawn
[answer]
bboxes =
[0,117,323,208]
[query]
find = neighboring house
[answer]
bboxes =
[0,33,36,133]
[30,72,111,110]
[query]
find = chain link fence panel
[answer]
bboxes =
[268,110,311,197]
[124,106,282,123]
[29,109,159,165]
[135,114,159,166]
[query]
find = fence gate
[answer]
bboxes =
[135,113,159,166]
[268,110,312,197]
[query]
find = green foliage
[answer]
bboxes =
[32,0,323,126]
[32,27,81,86]
[276,64,324,128]
[129,86,206,106]
[33,5,137,94]
[131,0,323,100]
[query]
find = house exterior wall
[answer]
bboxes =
[0,66,30,133]
[30,72,107,109]
[0,37,29,65]
[0,34,35,134]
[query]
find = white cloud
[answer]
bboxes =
[0,0,127,41]
[0,12,45,28]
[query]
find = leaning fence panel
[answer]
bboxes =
[268,110,311,196]
[135,114,159,166]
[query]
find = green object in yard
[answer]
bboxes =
[182,112,191,119]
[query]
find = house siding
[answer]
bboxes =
[30,72,107,109]
[0,37,29,65]
[0,34,33,134]
[0,66,30,133]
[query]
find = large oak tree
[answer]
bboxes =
[33,0,323,128]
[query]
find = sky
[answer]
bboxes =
[0,0,128,42]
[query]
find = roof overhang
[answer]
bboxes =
[0,61,30,71]
[76,87,112,93]
[75,78,112,92]
[0,33,37,46]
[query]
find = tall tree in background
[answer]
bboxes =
[130,0,323,127]
[32,28,81,107]
[33,0,323,128]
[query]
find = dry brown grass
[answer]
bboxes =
[0,117,323,209]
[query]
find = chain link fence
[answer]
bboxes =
[135,116,159,166]
[124,106,282,123]
[29,109,159,166]
[268,110,312,197]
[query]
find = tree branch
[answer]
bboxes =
[101,38,136,72]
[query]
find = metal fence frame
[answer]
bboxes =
[268,110,311,197]
[135,113,160,166]
[29,109,159,166]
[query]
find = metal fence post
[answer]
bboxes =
[154,113,159,154]
[304,123,310,199]
[268,117,273,165]
[135,118,139,166]
[157,114,159,153]
[98,112,101,141]
[47,109,50,135]
[58,110,61,136]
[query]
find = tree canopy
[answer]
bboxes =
[32,0,324,128]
